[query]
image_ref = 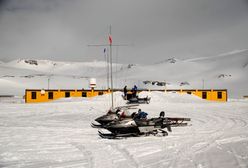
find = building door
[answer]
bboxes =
[217,92,222,99]
[202,92,207,99]
[31,92,36,99]
[48,92,53,99]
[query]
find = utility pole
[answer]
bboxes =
[48,77,50,90]
[164,80,167,92]
[47,63,56,90]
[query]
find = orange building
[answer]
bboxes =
[25,89,227,103]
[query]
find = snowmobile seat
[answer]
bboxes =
[159,111,165,118]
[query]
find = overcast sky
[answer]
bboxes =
[0,0,248,64]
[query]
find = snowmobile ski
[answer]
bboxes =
[98,130,138,139]
[91,122,103,128]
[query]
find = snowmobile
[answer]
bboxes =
[91,105,138,128]
[122,91,151,104]
[126,96,151,104]
[98,111,191,139]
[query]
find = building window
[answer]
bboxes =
[217,92,222,99]
[82,92,87,97]
[48,92,53,99]
[31,92,36,99]
[187,92,191,95]
[99,91,103,95]
[202,92,207,99]
[65,92,70,97]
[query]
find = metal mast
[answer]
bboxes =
[109,26,114,108]
[88,26,129,108]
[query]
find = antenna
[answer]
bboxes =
[48,76,50,90]
[88,25,130,108]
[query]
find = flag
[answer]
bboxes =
[108,35,112,45]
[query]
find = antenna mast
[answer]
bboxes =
[109,26,114,108]
[88,26,130,108]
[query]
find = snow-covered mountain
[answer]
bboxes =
[114,49,248,98]
[0,49,247,98]
[4,59,124,76]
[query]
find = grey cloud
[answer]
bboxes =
[0,0,248,63]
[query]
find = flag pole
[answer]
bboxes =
[104,48,109,89]
[109,25,114,108]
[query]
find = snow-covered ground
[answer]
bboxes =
[0,49,247,167]
[1,92,248,168]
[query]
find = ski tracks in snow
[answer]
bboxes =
[107,142,139,168]
[70,143,94,168]
[158,101,248,168]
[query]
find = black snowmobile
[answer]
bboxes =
[122,91,151,104]
[126,96,151,104]
[98,111,191,139]
[91,105,138,128]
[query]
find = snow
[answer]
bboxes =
[0,49,248,167]
[1,49,247,98]
[1,92,248,168]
